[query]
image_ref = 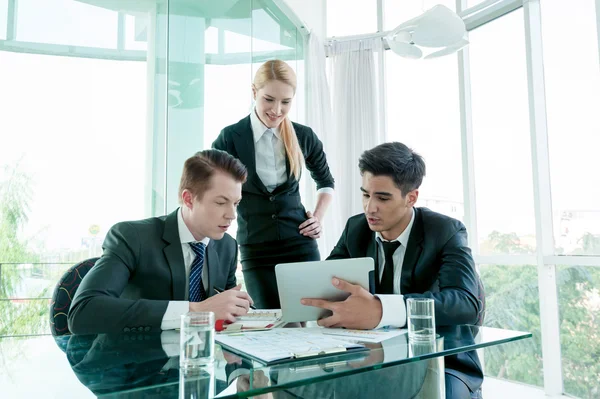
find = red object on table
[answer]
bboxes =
[215,319,232,332]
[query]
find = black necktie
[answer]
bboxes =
[380,240,401,294]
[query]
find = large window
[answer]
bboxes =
[469,9,536,255]
[385,53,463,220]
[556,265,600,397]
[480,264,543,386]
[0,52,149,336]
[0,0,161,337]
[541,0,600,256]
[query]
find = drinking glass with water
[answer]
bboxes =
[180,312,215,369]
[179,363,215,399]
[407,298,436,342]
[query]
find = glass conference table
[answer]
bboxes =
[0,325,530,398]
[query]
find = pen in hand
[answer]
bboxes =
[213,286,257,310]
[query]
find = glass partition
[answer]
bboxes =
[164,0,306,217]
[0,0,306,337]
[0,0,8,40]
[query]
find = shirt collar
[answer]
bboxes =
[178,207,210,246]
[250,107,281,143]
[376,208,415,247]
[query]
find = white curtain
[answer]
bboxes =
[328,38,385,223]
[303,31,343,258]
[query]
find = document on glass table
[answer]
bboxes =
[317,327,408,343]
[215,328,367,365]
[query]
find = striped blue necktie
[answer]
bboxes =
[189,242,207,302]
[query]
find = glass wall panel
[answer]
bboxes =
[480,264,543,387]
[16,0,118,48]
[0,0,8,40]
[165,0,306,289]
[469,10,536,255]
[125,14,148,51]
[556,265,600,398]
[384,0,455,31]
[385,53,463,220]
[166,0,306,205]
[540,0,600,256]
[327,0,377,37]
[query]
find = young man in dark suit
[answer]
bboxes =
[68,149,254,335]
[302,142,484,399]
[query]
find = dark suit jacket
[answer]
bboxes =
[213,116,334,246]
[328,207,484,393]
[68,209,238,335]
[328,207,482,326]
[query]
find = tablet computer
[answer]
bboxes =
[275,257,374,323]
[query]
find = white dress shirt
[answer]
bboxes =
[375,208,415,329]
[160,208,210,330]
[250,108,334,196]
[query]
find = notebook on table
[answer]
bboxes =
[216,309,286,333]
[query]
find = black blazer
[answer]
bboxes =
[213,116,334,245]
[68,209,238,335]
[328,208,484,393]
[328,207,483,326]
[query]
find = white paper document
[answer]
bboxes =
[319,327,408,343]
[215,328,365,364]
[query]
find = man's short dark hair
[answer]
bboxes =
[358,142,426,196]
[179,149,247,202]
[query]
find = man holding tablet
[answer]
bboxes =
[301,142,484,399]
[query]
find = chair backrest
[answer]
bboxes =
[49,257,99,336]
[475,276,486,326]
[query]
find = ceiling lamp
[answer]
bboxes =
[386,5,469,60]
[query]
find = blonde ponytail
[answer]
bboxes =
[280,116,304,179]
[254,59,304,180]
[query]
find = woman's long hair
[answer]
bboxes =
[253,60,304,180]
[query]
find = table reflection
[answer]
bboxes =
[59,325,484,399]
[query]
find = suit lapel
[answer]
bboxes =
[401,208,424,294]
[233,116,270,194]
[366,232,380,294]
[366,232,378,263]
[272,152,294,194]
[162,209,186,300]
[205,242,220,297]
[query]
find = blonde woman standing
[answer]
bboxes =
[213,60,334,309]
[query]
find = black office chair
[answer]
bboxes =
[475,276,486,327]
[49,257,99,336]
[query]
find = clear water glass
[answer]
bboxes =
[179,363,215,399]
[407,298,436,342]
[180,312,215,369]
